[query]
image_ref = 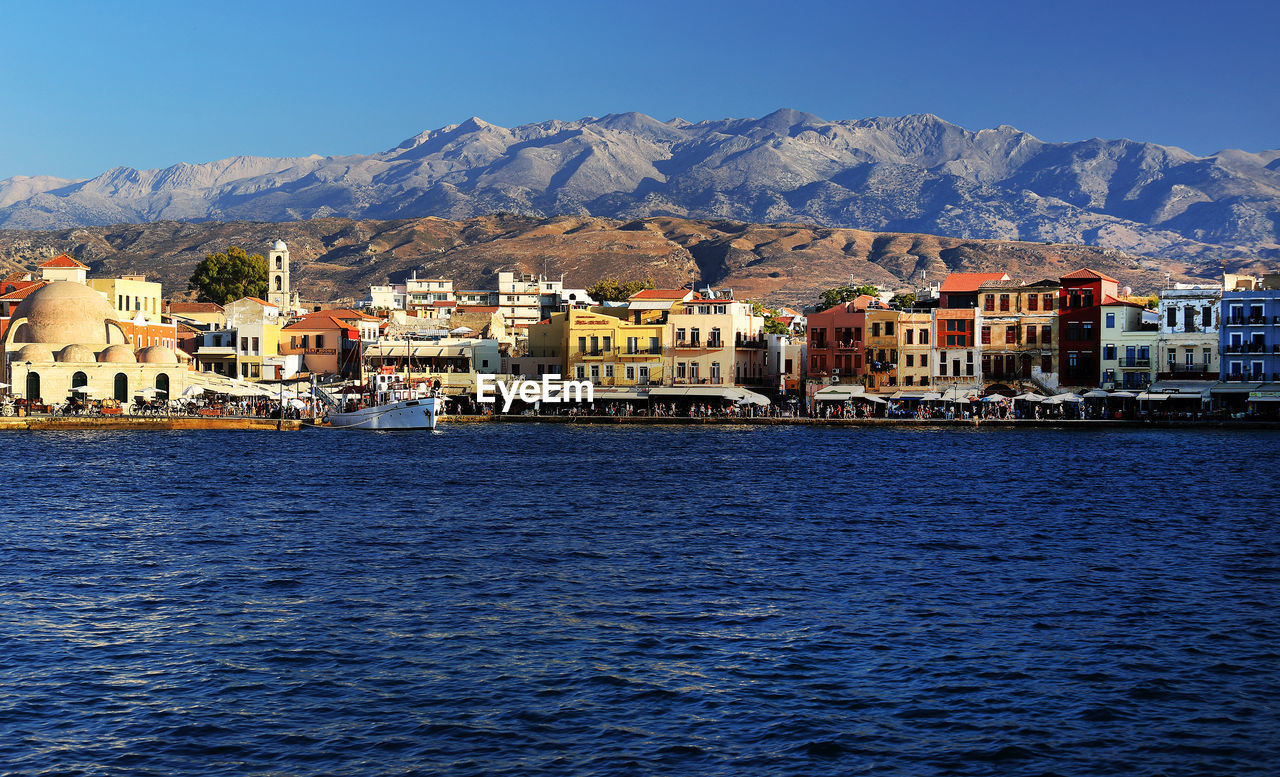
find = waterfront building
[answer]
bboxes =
[2,281,189,405]
[939,272,1012,309]
[1058,268,1119,390]
[364,283,408,311]
[667,294,768,389]
[523,306,666,389]
[193,297,282,379]
[1219,273,1280,383]
[497,271,544,330]
[896,310,932,388]
[279,309,381,378]
[977,278,1060,393]
[933,307,981,388]
[805,295,876,385]
[1099,296,1158,390]
[1156,282,1220,380]
[364,337,501,397]
[863,307,900,393]
[88,274,163,321]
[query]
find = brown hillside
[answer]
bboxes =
[0,215,1205,307]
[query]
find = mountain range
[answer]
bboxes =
[1,110,1277,278]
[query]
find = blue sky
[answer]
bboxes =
[1,0,1275,180]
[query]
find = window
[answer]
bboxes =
[1067,321,1080,340]
[300,335,309,348]
[939,360,948,376]
[689,363,699,382]
[920,329,929,345]
[885,321,895,337]
[984,295,995,312]
[714,305,726,315]
[999,294,1010,311]
[711,362,721,383]
[1005,327,1016,344]
[1041,325,1052,343]
[604,364,614,378]
[981,326,991,344]
[905,329,913,345]
[579,336,587,353]
[1103,344,1116,360]
[1106,312,1116,328]
[675,328,686,344]
[1202,306,1213,328]
[1082,321,1094,340]
[627,337,638,354]
[921,355,928,367]
[1041,355,1052,374]
[872,322,881,337]
[590,365,600,381]
[1028,295,1039,312]
[649,337,660,354]
[1203,348,1212,367]
[906,354,914,367]
[677,362,686,379]
[709,328,721,347]
[315,335,325,349]
[690,328,700,346]
[589,336,600,355]
[251,337,259,354]
[576,365,585,380]
[241,336,249,352]
[1027,326,1037,344]
[626,366,635,380]
[638,366,649,383]
[602,336,612,352]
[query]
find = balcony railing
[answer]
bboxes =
[1118,357,1151,368]
[1223,343,1269,354]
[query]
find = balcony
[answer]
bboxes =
[1118,357,1151,368]
[674,339,707,350]
[1223,343,1269,354]
[866,361,896,373]
[735,335,767,349]
[196,345,236,357]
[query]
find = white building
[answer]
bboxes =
[1156,282,1221,379]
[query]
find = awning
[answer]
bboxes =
[1012,392,1045,402]
[594,387,648,400]
[1248,395,1280,403]
[861,395,887,405]
[1135,392,1170,401]
[814,384,866,400]
[649,386,771,405]
[1211,383,1263,395]
[1082,390,1110,398]
[1109,390,1137,398]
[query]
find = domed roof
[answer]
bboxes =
[273,239,288,251]
[56,344,98,363]
[98,344,137,363]
[12,344,52,362]
[10,281,120,345]
[137,345,179,364]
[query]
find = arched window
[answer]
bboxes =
[71,371,88,388]
[114,373,128,402]
[276,256,283,269]
[275,276,283,291]
[156,373,170,398]
[26,372,40,402]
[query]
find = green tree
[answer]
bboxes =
[816,283,880,312]
[587,277,655,302]
[188,246,269,304]
[889,292,917,309]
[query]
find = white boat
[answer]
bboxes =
[324,374,446,430]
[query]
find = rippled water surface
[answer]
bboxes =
[2,426,1279,776]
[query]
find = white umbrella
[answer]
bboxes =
[1013,392,1045,402]
[181,385,207,398]
[135,387,164,396]
[1109,390,1137,398]
[1083,390,1110,398]
[71,386,94,394]
[981,395,1009,403]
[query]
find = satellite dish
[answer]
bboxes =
[1122,286,1132,297]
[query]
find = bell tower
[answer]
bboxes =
[268,239,290,311]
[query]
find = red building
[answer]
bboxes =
[806,295,880,383]
[934,308,979,384]
[939,272,1011,309]
[1057,268,1119,388]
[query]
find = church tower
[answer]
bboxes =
[268,239,291,312]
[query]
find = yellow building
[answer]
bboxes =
[863,308,899,392]
[88,275,163,321]
[522,307,666,387]
[897,310,933,388]
[666,297,766,387]
[978,278,1060,391]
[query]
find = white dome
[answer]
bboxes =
[273,239,288,251]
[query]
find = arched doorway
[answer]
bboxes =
[114,373,128,402]
[156,373,170,399]
[26,372,40,402]
[71,371,88,388]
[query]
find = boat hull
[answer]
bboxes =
[326,397,444,430]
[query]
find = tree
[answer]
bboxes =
[890,292,917,309]
[816,283,880,312]
[587,277,655,302]
[188,246,268,304]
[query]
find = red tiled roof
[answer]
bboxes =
[1061,267,1119,283]
[629,289,690,300]
[38,254,88,270]
[455,306,499,313]
[240,296,277,307]
[0,280,47,301]
[940,273,1012,293]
